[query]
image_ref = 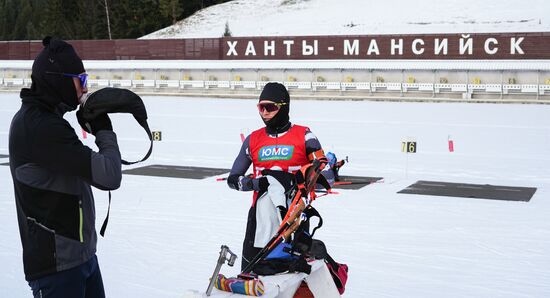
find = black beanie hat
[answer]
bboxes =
[27,37,85,109]
[259,82,291,132]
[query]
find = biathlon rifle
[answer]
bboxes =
[239,159,328,275]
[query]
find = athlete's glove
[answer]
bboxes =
[257,176,270,192]
[76,109,112,135]
[261,169,295,192]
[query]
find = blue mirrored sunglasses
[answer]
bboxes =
[46,71,88,88]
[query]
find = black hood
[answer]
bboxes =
[259,82,290,134]
[20,37,85,111]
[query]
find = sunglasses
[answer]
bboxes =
[46,71,88,88]
[257,102,287,113]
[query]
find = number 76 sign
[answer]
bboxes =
[401,139,417,153]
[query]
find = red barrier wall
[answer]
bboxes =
[1,32,548,60]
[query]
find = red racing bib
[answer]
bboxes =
[249,125,311,205]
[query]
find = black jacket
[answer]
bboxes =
[9,93,121,281]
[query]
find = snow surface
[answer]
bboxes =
[1,93,550,297]
[142,0,550,39]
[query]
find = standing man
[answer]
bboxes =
[227,82,331,270]
[9,37,121,297]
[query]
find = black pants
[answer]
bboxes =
[28,255,105,298]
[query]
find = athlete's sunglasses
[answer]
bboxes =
[257,102,287,113]
[46,71,88,88]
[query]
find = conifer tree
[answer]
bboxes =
[0,0,230,40]
[223,21,231,37]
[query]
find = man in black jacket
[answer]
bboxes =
[9,37,121,297]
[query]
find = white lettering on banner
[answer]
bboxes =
[434,38,448,55]
[484,38,498,55]
[344,39,359,55]
[264,40,275,56]
[412,39,425,55]
[391,39,403,55]
[225,35,530,58]
[226,41,238,56]
[261,147,290,156]
[283,40,294,56]
[302,40,318,55]
[245,41,256,56]
[282,148,289,155]
[460,34,473,55]
[511,37,525,55]
[366,39,380,55]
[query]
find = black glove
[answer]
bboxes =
[261,169,295,192]
[77,109,112,135]
[257,176,269,192]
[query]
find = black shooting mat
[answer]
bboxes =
[398,180,537,202]
[122,164,230,179]
[332,176,383,190]
[1,154,9,166]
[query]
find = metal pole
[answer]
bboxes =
[500,70,503,100]
[537,69,540,100]
[432,70,436,98]
[400,69,408,97]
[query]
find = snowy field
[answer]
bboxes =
[1,93,550,297]
[142,0,550,39]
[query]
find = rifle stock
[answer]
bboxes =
[240,160,326,274]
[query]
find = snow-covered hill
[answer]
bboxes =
[142,0,550,39]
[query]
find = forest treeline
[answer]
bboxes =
[0,0,229,40]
